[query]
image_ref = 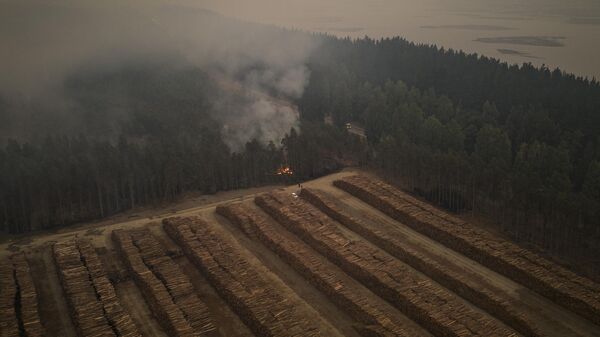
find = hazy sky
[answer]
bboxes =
[191,0,600,78]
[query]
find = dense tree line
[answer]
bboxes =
[307,36,600,139]
[300,36,600,276]
[0,65,361,233]
[0,123,361,233]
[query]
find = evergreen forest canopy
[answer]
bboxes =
[2,23,600,276]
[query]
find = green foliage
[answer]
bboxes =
[582,161,600,219]
[512,142,572,209]
[300,35,600,267]
[474,125,512,169]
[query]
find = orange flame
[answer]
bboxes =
[276,166,293,175]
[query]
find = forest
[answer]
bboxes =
[2,32,600,276]
[0,65,365,233]
[300,36,600,275]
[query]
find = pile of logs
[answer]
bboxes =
[0,258,19,337]
[11,253,45,337]
[256,192,519,337]
[335,175,600,325]
[1,253,44,337]
[163,216,325,337]
[112,229,218,337]
[216,203,425,337]
[53,239,140,337]
[300,188,541,336]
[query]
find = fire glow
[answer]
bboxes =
[276,166,293,176]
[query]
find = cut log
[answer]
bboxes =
[164,216,326,337]
[334,175,600,326]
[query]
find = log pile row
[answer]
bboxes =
[11,253,45,337]
[1,253,45,337]
[300,188,541,337]
[163,216,325,337]
[216,203,424,337]
[112,229,217,337]
[0,259,20,337]
[54,239,140,337]
[77,240,141,337]
[334,175,600,325]
[256,192,519,337]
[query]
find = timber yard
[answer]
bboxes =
[2,170,600,337]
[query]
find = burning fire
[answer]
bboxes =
[276,166,294,176]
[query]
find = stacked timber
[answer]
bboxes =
[217,203,426,337]
[11,253,44,337]
[334,175,600,325]
[112,229,217,337]
[0,259,19,337]
[256,192,520,337]
[53,239,141,337]
[163,216,325,337]
[0,254,45,337]
[54,240,116,336]
[300,188,543,336]
[78,241,140,337]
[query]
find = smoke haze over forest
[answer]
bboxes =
[3,0,600,148]
[0,0,316,150]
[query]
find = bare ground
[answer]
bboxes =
[27,246,78,337]
[115,280,168,337]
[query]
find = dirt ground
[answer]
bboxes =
[115,280,167,337]
[3,167,600,337]
[27,246,78,337]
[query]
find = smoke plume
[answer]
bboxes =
[0,0,317,150]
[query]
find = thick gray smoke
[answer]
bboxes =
[218,97,301,151]
[0,0,317,150]
[210,61,309,151]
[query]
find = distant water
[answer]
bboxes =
[195,0,600,79]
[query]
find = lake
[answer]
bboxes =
[194,0,600,79]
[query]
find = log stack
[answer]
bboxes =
[0,259,20,337]
[0,253,44,337]
[112,229,218,337]
[53,239,140,337]
[256,192,519,337]
[11,253,45,337]
[54,240,116,337]
[334,175,600,325]
[163,216,326,337]
[216,203,426,337]
[300,188,543,336]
